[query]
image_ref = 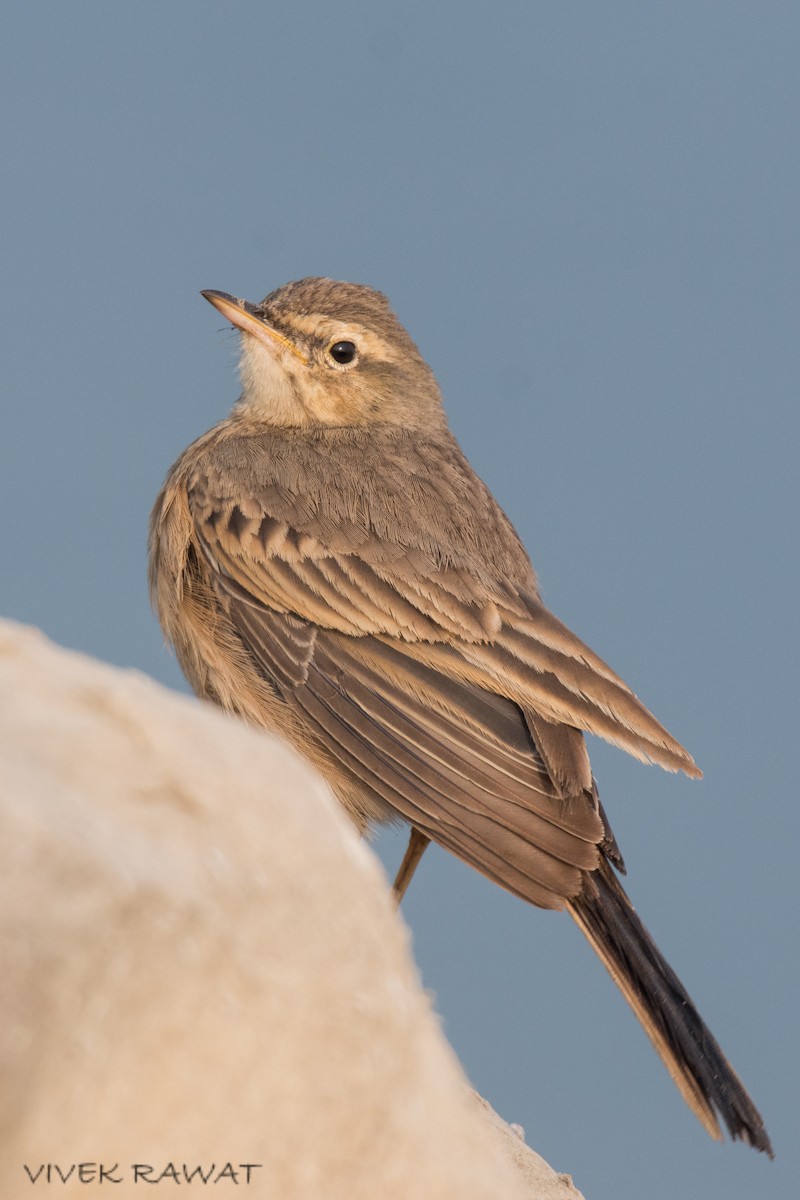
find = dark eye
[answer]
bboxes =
[328,340,357,365]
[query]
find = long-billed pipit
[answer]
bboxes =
[149,278,771,1154]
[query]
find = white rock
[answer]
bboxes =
[0,620,584,1199]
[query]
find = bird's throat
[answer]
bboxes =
[236,334,311,427]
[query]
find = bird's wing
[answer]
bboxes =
[410,594,700,775]
[189,478,699,780]
[229,597,600,908]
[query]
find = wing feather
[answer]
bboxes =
[189,479,699,777]
[288,674,579,911]
[227,593,600,904]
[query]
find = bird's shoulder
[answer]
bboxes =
[183,421,537,593]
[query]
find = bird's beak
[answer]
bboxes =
[201,290,308,364]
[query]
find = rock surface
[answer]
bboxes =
[0,620,584,1199]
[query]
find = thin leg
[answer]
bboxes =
[392,827,431,903]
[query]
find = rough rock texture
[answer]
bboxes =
[0,620,585,1200]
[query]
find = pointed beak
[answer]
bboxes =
[201,290,308,364]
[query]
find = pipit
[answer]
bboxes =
[150,278,771,1154]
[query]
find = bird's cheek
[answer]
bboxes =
[301,378,363,426]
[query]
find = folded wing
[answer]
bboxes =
[190,482,700,780]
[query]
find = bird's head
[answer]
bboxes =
[202,278,445,431]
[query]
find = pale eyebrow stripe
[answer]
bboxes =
[279,313,402,363]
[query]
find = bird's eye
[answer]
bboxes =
[328,340,358,365]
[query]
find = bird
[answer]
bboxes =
[149,277,771,1155]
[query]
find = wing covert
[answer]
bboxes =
[188,476,700,778]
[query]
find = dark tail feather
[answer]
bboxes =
[567,860,773,1155]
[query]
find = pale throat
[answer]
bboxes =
[235,334,312,427]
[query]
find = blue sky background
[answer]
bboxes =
[2,4,797,1197]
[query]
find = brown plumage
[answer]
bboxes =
[149,277,771,1154]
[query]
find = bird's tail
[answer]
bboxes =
[567,859,772,1155]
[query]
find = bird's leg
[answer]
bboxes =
[392,827,431,903]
